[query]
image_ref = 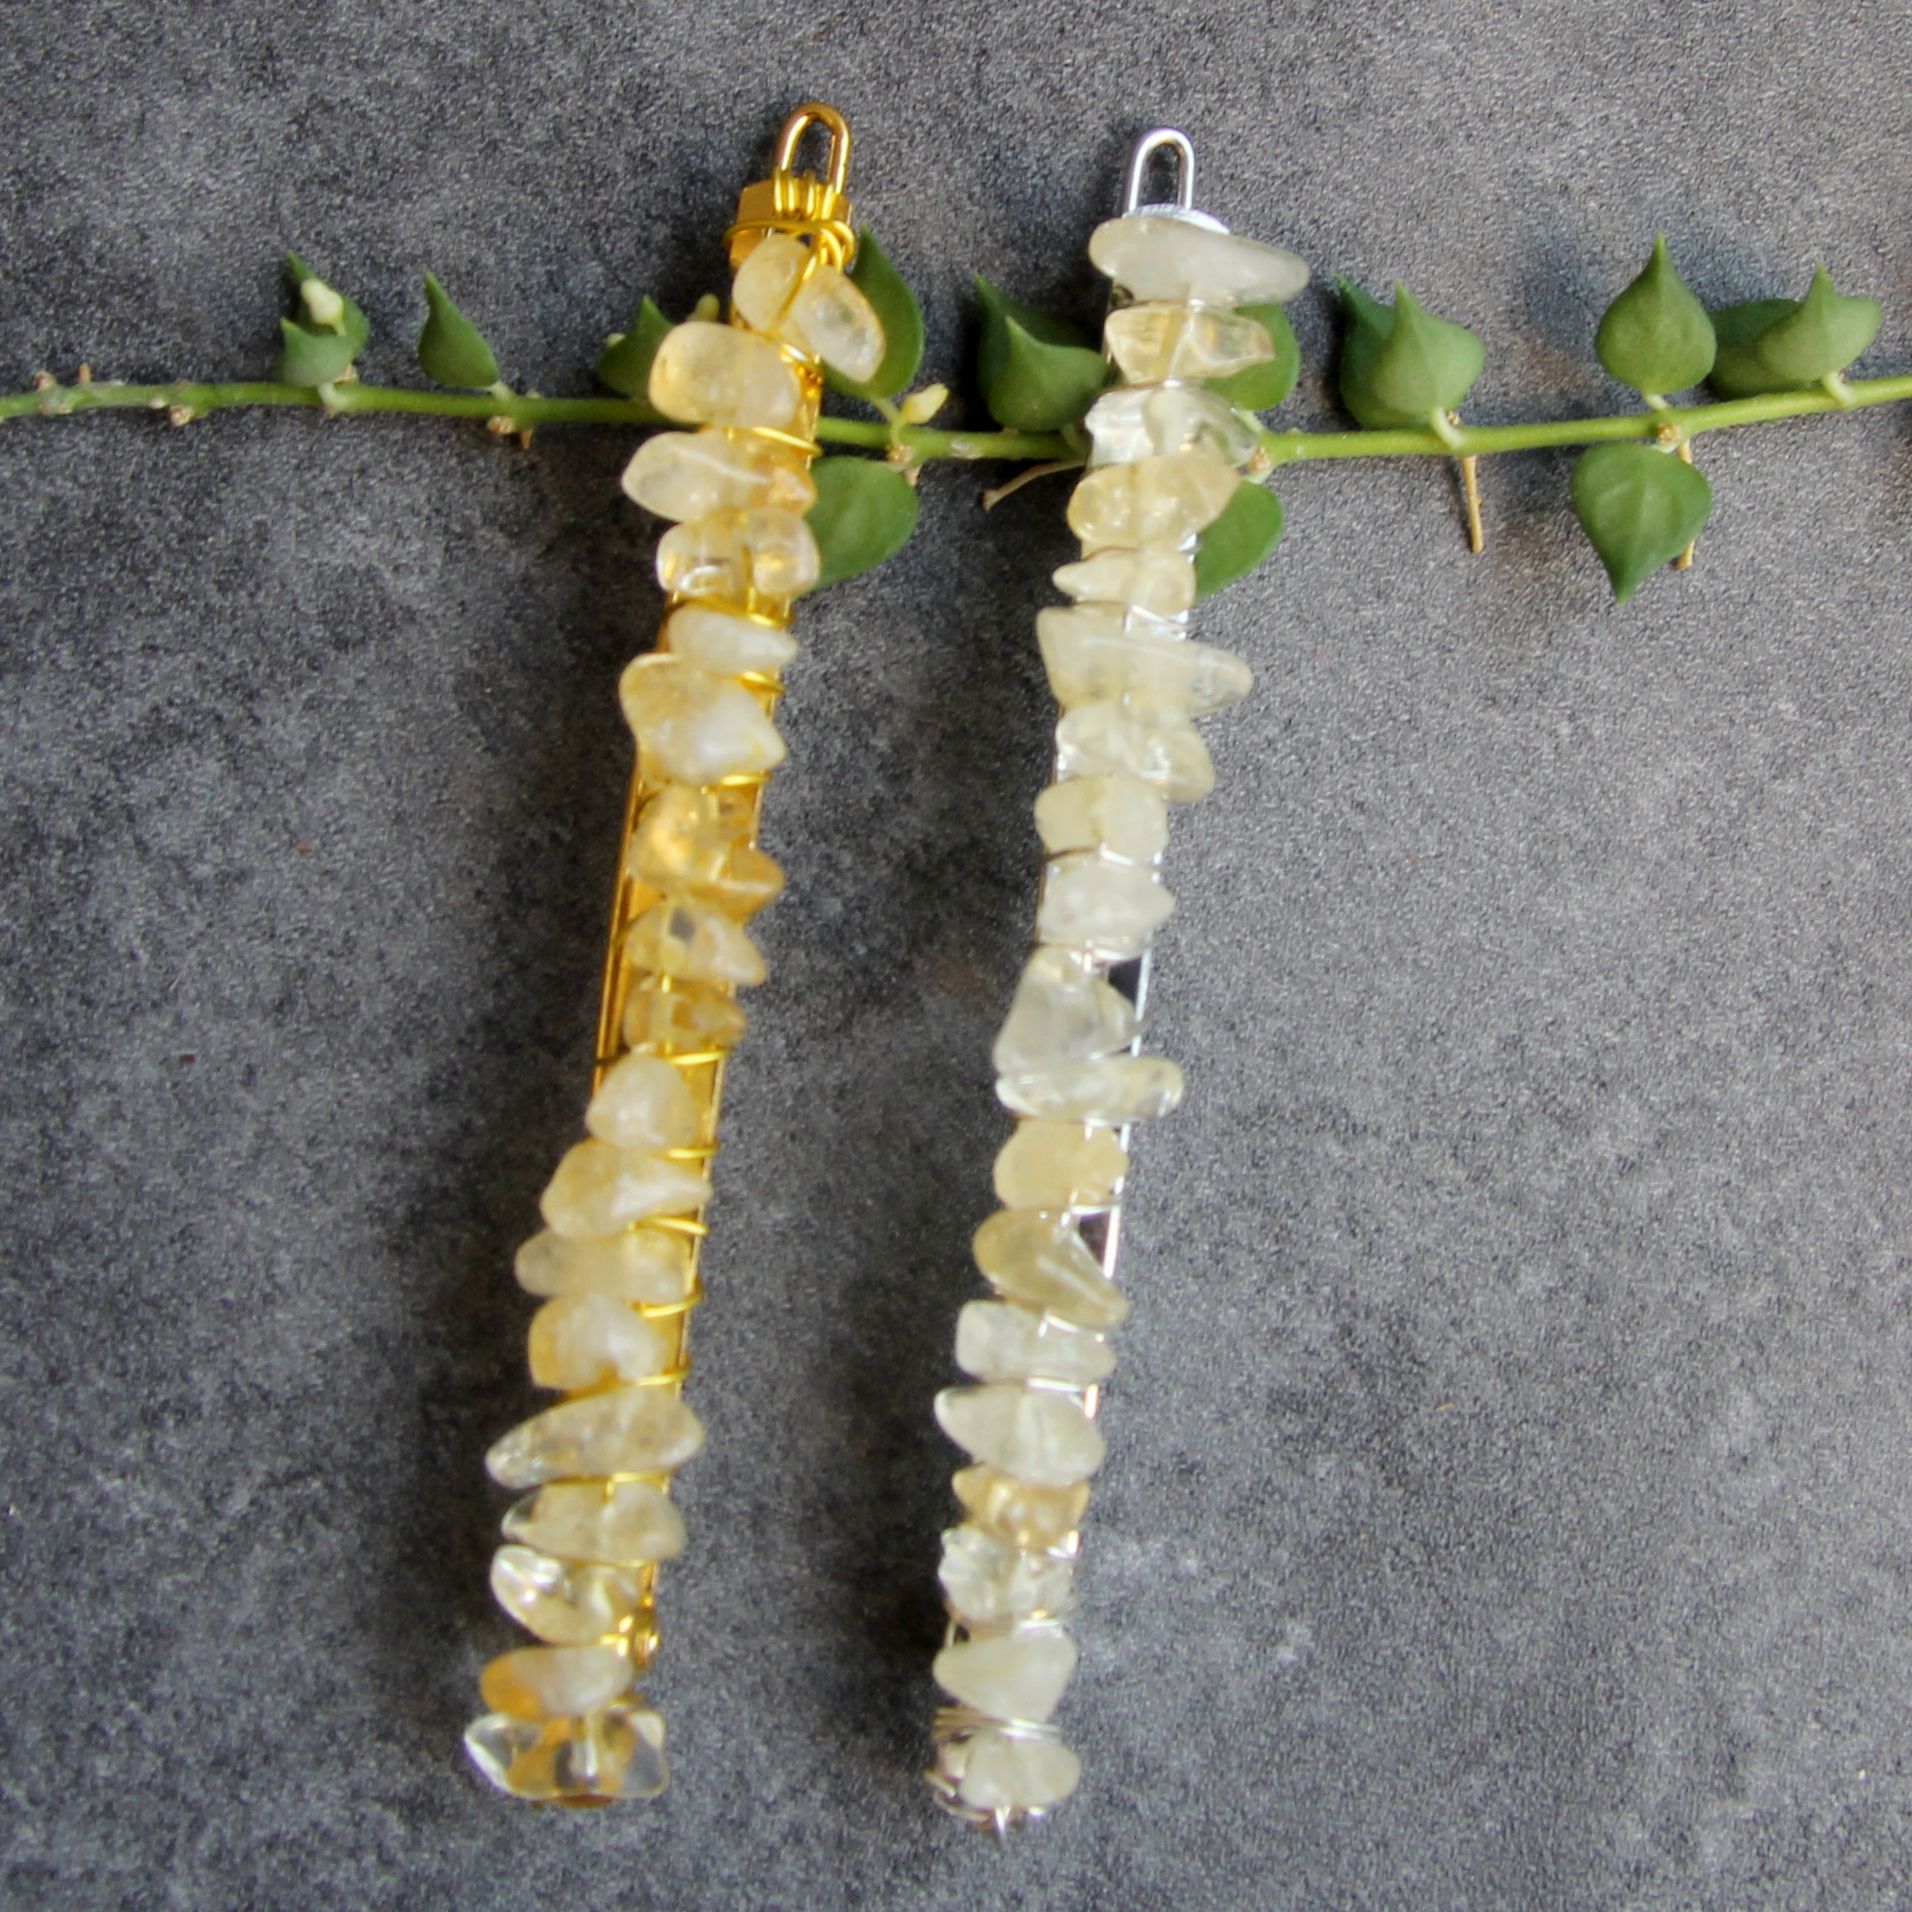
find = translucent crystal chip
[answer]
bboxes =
[654,507,820,604]
[1037,605,1253,715]
[1067,451,1239,552]
[585,1053,702,1152]
[971,1208,1128,1330]
[479,1642,635,1721]
[624,898,766,987]
[991,947,1139,1077]
[932,1626,1079,1723]
[1055,695,1214,802]
[731,231,886,382]
[936,1384,1106,1488]
[939,1522,1078,1627]
[485,1387,705,1489]
[491,1544,648,1646]
[1084,382,1263,469]
[932,1726,1081,1817]
[1088,213,1309,305]
[647,319,803,429]
[527,1294,674,1390]
[621,976,748,1055]
[465,1699,668,1803]
[664,604,798,676]
[539,1139,712,1239]
[1032,776,1169,864]
[993,1121,1128,1210]
[997,1053,1184,1125]
[952,1465,1090,1552]
[622,429,816,521]
[1052,547,1197,619]
[514,1226,692,1305]
[956,1300,1114,1387]
[626,785,783,920]
[503,1480,687,1566]
[1035,852,1176,959]
[618,656,787,787]
[1103,303,1274,383]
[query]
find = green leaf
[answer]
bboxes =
[974,275,1111,432]
[417,272,500,389]
[1193,482,1285,600]
[1595,236,1716,396]
[824,229,925,401]
[277,317,359,387]
[1206,303,1301,411]
[1742,268,1881,384]
[806,457,920,586]
[1709,273,1883,397]
[1338,281,1484,429]
[1570,443,1713,603]
[597,298,674,399]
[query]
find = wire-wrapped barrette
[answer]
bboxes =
[465,103,886,1805]
[926,128,1308,1832]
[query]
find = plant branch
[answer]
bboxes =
[1260,374,1912,462]
[0,374,1074,462]
[3,370,1909,471]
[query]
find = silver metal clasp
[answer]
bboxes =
[1120,127,1226,231]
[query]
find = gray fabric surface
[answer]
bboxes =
[2,2,1909,1904]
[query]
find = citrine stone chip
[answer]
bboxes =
[731,231,886,382]
[647,320,803,429]
[622,429,815,521]
[1088,213,1309,305]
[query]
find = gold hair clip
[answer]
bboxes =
[465,103,884,1806]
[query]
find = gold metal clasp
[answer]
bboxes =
[728,102,856,270]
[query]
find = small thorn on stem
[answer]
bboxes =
[75,364,93,386]
[979,459,1080,511]
[1459,453,1485,555]
[1675,440,1697,569]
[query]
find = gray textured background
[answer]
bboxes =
[2,2,1909,1906]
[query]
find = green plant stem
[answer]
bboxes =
[3,371,1909,466]
[0,375,1072,462]
[1261,373,1912,462]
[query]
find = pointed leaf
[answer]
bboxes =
[825,229,924,401]
[1193,482,1284,599]
[597,298,674,399]
[1206,302,1301,411]
[1369,286,1485,422]
[974,276,1111,432]
[1746,268,1881,384]
[418,272,500,389]
[1570,443,1713,603]
[1710,275,1883,397]
[277,317,358,387]
[1595,237,1715,396]
[806,457,920,586]
[1338,281,1483,428]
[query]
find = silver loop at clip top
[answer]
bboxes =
[1120,127,1227,231]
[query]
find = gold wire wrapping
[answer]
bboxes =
[557,104,852,1730]
[472,107,860,1806]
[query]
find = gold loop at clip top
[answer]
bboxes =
[727,102,857,270]
[773,101,852,191]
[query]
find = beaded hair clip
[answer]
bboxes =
[464,104,886,1806]
[926,131,1308,1832]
